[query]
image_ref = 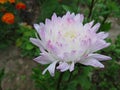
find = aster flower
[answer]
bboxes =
[1,12,15,24]
[0,0,7,4]
[16,2,26,10]
[8,0,15,3]
[30,12,111,76]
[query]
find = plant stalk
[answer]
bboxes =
[88,0,95,19]
[67,71,73,82]
[56,72,64,90]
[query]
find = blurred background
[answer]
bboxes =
[0,0,120,90]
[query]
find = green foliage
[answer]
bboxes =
[37,0,63,22]
[0,68,4,89]
[0,69,4,82]
[32,65,60,90]
[37,0,82,22]
[91,36,120,90]
[0,24,18,49]
[0,1,26,49]
[32,64,93,90]
[16,24,40,57]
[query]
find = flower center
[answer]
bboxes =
[64,31,76,39]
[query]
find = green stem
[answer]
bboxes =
[88,0,95,19]
[101,14,109,25]
[99,14,109,31]
[0,86,2,90]
[67,71,73,82]
[76,0,80,12]
[56,72,64,90]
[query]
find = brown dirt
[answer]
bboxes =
[108,18,120,41]
[0,46,40,90]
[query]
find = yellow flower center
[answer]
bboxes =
[64,31,76,39]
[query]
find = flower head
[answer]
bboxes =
[16,2,26,10]
[8,0,15,3]
[0,0,7,4]
[1,12,15,24]
[30,12,111,76]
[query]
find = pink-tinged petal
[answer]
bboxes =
[30,38,43,48]
[34,23,45,41]
[30,38,46,52]
[79,14,84,22]
[42,61,58,76]
[88,54,112,61]
[84,20,94,29]
[33,53,53,64]
[80,58,104,68]
[69,62,74,72]
[39,22,44,27]
[91,23,100,32]
[47,40,59,54]
[34,24,40,32]
[63,12,75,22]
[66,11,71,16]
[39,29,45,40]
[71,12,75,16]
[97,32,109,39]
[57,62,69,72]
[80,38,92,51]
[74,14,80,21]
[45,19,51,25]
[74,14,84,23]
[91,40,110,52]
[52,13,57,21]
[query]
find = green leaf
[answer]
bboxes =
[77,67,93,90]
[25,44,34,50]
[0,69,4,83]
[39,0,59,21]
[62,5,75,12]
[100,22,111,31]
[16,38,22,47]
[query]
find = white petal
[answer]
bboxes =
[80,58,104,68]
[30,38,46,52]
[88,54,112,61]
[84,20,94,29]
[30,38,42,48]
[91,40,110,52]
[34,24,40,32]
[33,53,53,64]
[91,23,100,32]
[74,14,80,21]
[79,14,84,22]
[57,62,69,72]
[69,62,75,72]
[52,13,57,21]
[97,32,109,39]
[42,61,58,76]
[66,11,71,16]
[45,19,51,25]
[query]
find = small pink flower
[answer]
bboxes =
[30,12,111,76]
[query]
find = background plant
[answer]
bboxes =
[16,23,40,57]
[0,68,4,90]
[0,0,26,49]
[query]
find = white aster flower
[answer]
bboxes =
[30,12,111,76]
